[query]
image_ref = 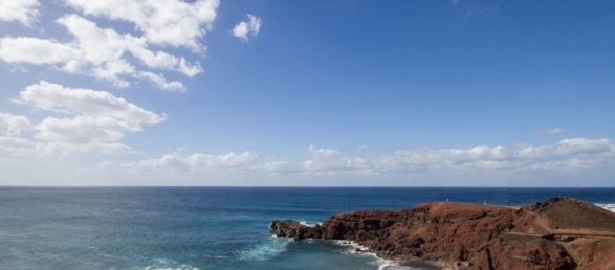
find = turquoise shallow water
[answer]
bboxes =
[1,187,614,269]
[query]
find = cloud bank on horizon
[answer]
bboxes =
[0,0,613,186]
[103,138,615,175]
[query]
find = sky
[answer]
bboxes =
[0,0,614,186]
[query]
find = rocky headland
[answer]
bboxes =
[270,198,615,270]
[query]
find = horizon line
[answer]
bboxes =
[1,185,614,188]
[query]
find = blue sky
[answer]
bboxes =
[0,0,614,186]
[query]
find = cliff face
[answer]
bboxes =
[270,198,615,270]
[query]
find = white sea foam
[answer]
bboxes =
[239,235,291,261]
[378,263,424,270]
[338,241,387,268]
[333,240,421,270]
[333,240,370,254]
[140,258,198,270]
[595,203,615,212]
[298,220,323,227]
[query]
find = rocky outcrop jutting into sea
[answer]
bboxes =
[270,198,615,269]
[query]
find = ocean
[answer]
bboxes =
[1,187,614,270]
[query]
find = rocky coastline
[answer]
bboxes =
[270,198,615,269]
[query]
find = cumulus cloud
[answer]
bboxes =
[0,1,220,91]
[112,151,259,173]
[16,81,163,121]
[104,138,615,176]
[233,14,262,42]
[137,71,185,91]
[65,0,219,49]
[0,0,40,25]
[0,113,32,136]
[0,136,33,156]
[0,15,200,90]
[0,81,165,156]
[0,37,80,65]
[0,112,34,157]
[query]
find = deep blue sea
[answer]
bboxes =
[1,187,614,270]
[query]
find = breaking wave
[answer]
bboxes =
[595,203,615,212]
[299,220,323,227]
[239,235,291,261]
[139,258,198,270]
[333,240,422,270]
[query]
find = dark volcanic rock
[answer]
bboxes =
[269,219,322,241]
[270,198,615,270]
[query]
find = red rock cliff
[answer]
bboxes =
[270,198,615,270]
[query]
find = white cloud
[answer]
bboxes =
[0,81,165,156]
[0,0,40,25]
[57,15,202,75]
[65,0,219,49]
[538,127,564,135]
[0,37,80,65]
[137,71,185,91]
[104,138,615,176]
[0,15,202,90]
[0,112,35,157]
[16,81,163,121]
[0,113,32,136]
[0,113,34,157]
[35,140,133,156]
[233,14,262,42]
[0,136,33,156]
[114,151,259,173]
[128,42,203,77]
[56,14,196,89]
